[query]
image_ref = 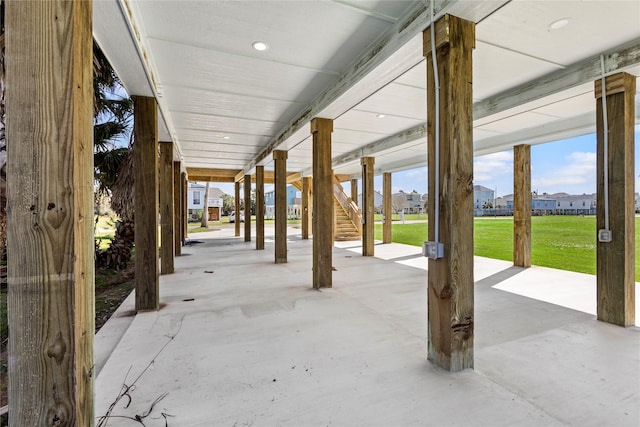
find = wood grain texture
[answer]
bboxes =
[256,166,265,250]
[6,1,94,423]
[350,178,358,207]
[424,15,475,372]
[244,175,252,242]
[274,150,288,263]
[383,172,392,244]
[361,157,375,256]
[595,72,636,326]
[311,118,333,288]
[234,181,241,237]
[302,177,313,240]
[133,96,159,311]
[513,145,531,267]
[174,162,182,256]
[159,142,174,274]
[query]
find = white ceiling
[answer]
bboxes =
[93,0,640,179]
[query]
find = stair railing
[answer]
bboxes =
[333,176,362,235]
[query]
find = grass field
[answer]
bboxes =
[375,216,640,281]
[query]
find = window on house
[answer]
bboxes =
[570,202,573,207]
[583,201,586,206]
[193,191,201,205]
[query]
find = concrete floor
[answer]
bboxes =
[95,226,640,426]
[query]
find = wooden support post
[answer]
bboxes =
[244,175,252,242]
[424,14,475,371]
[6,1,94,422]
[351,178,358,206]
[361,157,375,256]
[159,142,174,274]
[383,172,392,244]
[173,162,182,256]
[274,150,288,263]
[133,96,160,311]
[234,181,241,237]
[514,145,531,267]
[302,177,313,239]
[595,72,636,326]
[256,166,265,250]
[182,172,188,245]
[311,118,333,288]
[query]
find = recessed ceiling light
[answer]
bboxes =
[548,18,570,31]
[223,136,231,140]
[252,41,269,51]
[376,114,385,119]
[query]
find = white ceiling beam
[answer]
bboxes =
[243,0,511,175]
[474,38,640,121]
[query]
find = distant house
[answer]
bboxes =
[554,193,596,215]
[473,185,495,210]
[265,185,301,219]
[187,183,225,221]
[505,193,556,215]
[389,190,424,214]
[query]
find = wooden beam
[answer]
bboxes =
[302,177,313,240]
[424,14,475,372]
[256,166,265,250]
[244,174,252,242]
[475,38,640,121]
[312,119,334,288]
[186,167,241,183]
[133,96,160,311]
[513,145,531,268]
[383,172,392,244]
[361,157,375,256]
[234,181,241,237]
[274,150,288,263]
[173,162,182,256]
[595,72,636,327]
[159,142,175,274]
[6,0,94,422]
[350,178,358,206]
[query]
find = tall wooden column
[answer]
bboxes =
[133,96,160,311]
[514,145,531,267]
[256,166,265,250]
[361,157,375,256]
[6,1,94,423]
[351,178,358,206]
[302,176,313,240]
[311,118,333,288]
[595,72,636,326]
[424,15,475,371]
[182,173,188,244]
[159,142,174,274]
[274,150,288,263]
[383,172,392,243]
[244,174,252,242]
[173,161,182,256]
[234,180,241,237]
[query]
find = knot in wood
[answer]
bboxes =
[46,332,67,365]
[440,285,454,299]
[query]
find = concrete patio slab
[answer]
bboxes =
[95,228,640,426]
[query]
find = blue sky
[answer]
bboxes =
[211,126,640,198]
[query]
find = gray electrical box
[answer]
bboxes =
[423,241,444,259]
[598,229,612,243]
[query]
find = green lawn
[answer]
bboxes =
[375,216,640,281]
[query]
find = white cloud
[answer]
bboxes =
[473,152,513,182]
[533,151,596,193]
